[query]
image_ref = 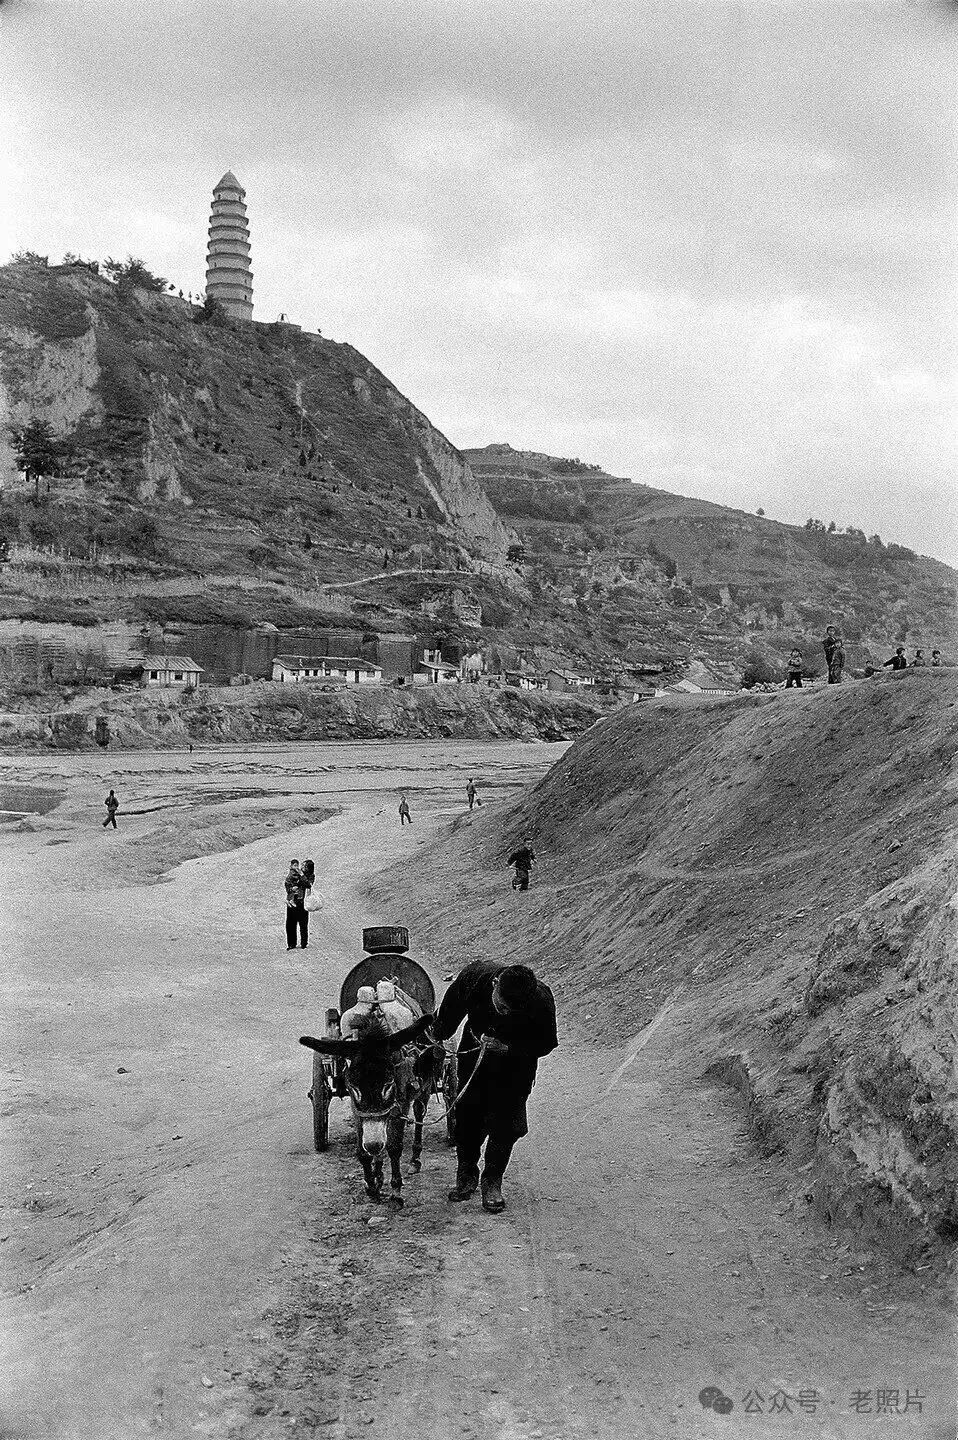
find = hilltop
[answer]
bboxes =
[377,667,958,1264]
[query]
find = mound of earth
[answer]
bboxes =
[374,669,958,1265]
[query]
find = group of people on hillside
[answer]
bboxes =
[783,628,944,689]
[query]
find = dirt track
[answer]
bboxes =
[1,742,954,1440]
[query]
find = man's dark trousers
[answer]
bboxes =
[103,813,117,828]
[286,904,308,948]
[513,869,529,891]
[454,1105,516,1190]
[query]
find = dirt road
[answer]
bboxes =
[1,743,953,1440]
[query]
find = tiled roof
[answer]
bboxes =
[139,655,202,671]
[274,654,380,672]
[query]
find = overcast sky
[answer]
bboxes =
[2,0,956,564]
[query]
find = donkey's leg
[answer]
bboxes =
[387,1117,406,1205]
[357,1137,383,1201]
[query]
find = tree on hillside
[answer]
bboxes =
[196,292,227,325]
[756,506,765,516]
[10,250,48,267]
[8,418,72,500]
[103,255,168,294]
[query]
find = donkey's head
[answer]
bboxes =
[300,1013,433,1155]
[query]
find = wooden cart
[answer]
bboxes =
[308,925,458,1151]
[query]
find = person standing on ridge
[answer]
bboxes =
[883,647,908,671]
[433,960,558,1214]
[784,649,804,688]
[399,794,412,826]
[102,789,120,829]
[284,859,308,950]
[931,650,943,667]
[822,626,844,684]
[507,837,535,892]
[912,649,927,668]
[466,779,483,810]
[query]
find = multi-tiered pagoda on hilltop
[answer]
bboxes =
[205,171,253,320]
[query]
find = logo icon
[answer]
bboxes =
[699,1386,735,1415]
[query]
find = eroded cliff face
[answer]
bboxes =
[806,853,958,1256]
[0,261,509,576]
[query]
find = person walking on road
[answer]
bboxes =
[399,795,412,826]
[285,859,308,950]
[784,649,804,688]
[507,837,535,892]
[883,647,908,671]
[102,789,119,829]
[466,779,483,810]
[433,960,558,1215]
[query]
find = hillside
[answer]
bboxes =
[467,443,957,676]
[0,257,954,702]
[375,668,958,1264]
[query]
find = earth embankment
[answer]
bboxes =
[0,678,603,750]
[374,670,958,1265]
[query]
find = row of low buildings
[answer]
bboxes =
[123,649,738,700]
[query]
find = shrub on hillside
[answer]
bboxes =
[740,649,784,688]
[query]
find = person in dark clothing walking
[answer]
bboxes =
[284,859,308,950]
[433,960,558,1214]
[399,795,412,825]
[466,779,482,810]
[784,649,804,688]
[103,790,119,828]
[507,838,535,891]
[883,647,908,671]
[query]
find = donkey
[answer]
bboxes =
[300,1011,441,1204]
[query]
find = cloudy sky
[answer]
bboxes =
[2,0,956,563]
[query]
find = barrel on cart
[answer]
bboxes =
[307,925,458,1151]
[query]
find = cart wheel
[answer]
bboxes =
[442,1043,458,1147]
[310,1052,332,1152]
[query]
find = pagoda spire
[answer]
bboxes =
[205,171,253,320]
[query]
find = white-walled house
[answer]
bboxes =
[271,654,383,685]
[138,654,203,689]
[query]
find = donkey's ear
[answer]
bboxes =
[300,1034,350,1056]
[386,1013,435,1051]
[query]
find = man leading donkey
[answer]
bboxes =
[433,960,557,1214]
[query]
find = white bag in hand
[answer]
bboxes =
[304,891,323,912]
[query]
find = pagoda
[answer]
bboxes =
[205,171,253,320]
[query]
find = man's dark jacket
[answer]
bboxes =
[434,959,558,1138]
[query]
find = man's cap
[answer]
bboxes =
[495,965,539,1005]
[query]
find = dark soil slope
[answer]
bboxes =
[375,669,958,1264]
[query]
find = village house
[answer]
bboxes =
[414,645,460,684]
[504,669,546,692]
[660,668,737,697]
[271,654,383,685]
[542,667,596,693]
[138,654,203,689]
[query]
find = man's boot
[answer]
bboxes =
[448,1164,479,1203]
[480,1174,505,1214]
